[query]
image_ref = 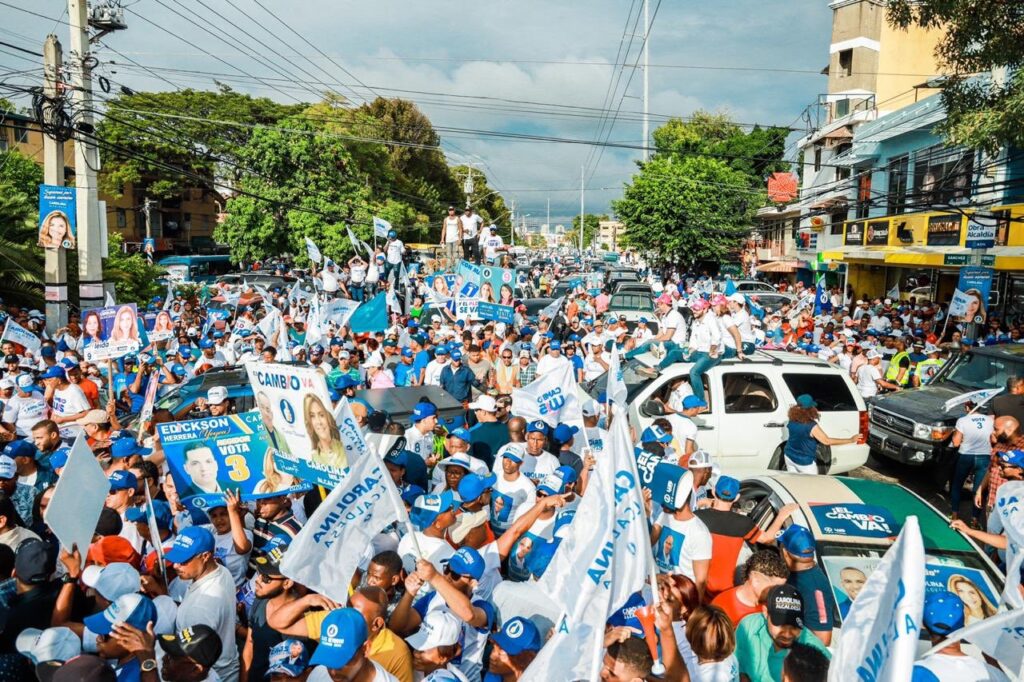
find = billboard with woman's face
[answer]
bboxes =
[38,185,77,250]
[82,303,142,361]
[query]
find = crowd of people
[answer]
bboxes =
[0,231,1014,682]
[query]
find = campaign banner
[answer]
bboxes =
[925,608,1024,679]
[246,363,354,489]
[143,310,175,342]
[477,301,514,324]
[479,264,516,306]
[158,412,310,509]
[996,481,1024,608]
[1,319,41,353]
[453,282,479,321]
[808,503,900,540]
[456,259,481,286]
[321,298,360,331]
[512,363,584,428]
[957,266,993,325]
[965,218,997,250]
[142,238,156,260]
[586,273,603,296]
[427,273,459,298]
[38,184,77,250]
[82,303,142,362]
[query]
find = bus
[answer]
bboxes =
[158,255,233,283]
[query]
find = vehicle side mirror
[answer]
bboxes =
[642,400,665,417]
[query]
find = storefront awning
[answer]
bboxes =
[820,246,887,261]
[756,260,801,273]
[823,245,1024,270]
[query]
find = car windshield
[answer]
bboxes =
[582,357,656,403]
[942,351,1024,390]
[820,541,1003,632]
[125,384,186,431]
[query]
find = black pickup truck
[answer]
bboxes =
[867,344,1024,472]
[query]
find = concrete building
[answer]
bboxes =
[753,0,946,285]
[597,219,623,251]
[0,110,224,256]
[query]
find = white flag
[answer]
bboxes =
[606,345,627,407]
[948,288,972,317]
[522,406,653,681]
[332,397,369,463]
[1,319,41,353]
[360,239,375,258]
[943,387,1003,413]
[256,306,281,342]
[828,516,925,682]
[104,290,116,307]
[538,296,564,320]
[322,298,360,331]
[305,299,323,346]
[279,451,405,603]
[162,280,175,311]
[996,481,1024,608]
[924,607,1024,679]
[372,216,392,239]
[512,362,583,428]
[345,225,361,253]
[305,237,322,264]
[887,282,900,301]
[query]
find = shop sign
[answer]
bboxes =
[965,218,996,249]
[943,254,995,266]
[927,214,962,246]
[844,221,865,245]
[865,220,890,246]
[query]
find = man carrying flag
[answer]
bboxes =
[814,276,832,316]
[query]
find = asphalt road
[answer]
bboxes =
[850,451,962,519]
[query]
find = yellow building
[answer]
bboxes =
[1,110,223,254]
[597,219,623,251]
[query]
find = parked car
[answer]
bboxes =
[585,351,870,475]
[612,282,653,297]
[736,474,1003,641]
[520,297,557,319]
[715,279,776,294]
[745,292,796,313]
[606,269,640,289]
[606,292,659,334]
[867,343,1024,470]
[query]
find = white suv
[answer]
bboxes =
[585,350,870,476]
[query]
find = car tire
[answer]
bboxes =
[816,443,833,475]
[769,446,785,471]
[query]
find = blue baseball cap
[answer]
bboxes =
[1001,450,1024,468]
[387,230,397,239]
[402,347,414,358]
[640,425,672,444]
[178,347,193,358]
[922,591,965,635]
[49,446,71,470]
[552,423,578,444]
[435,345,449,356]
[411,402,437,423]
[212,331,224,339]
[777,525,816,559]
[309,608,368,669]
[549,340,561,351]
[199,338,215,349]
[163,526,216,564]
[3,440,37,460]
[538,466,577,496]
[682,395,707,410]
[450,350,463,361]
[384,450,408,469]
[526,420,548,435]
[40,346,56,358]
[58,357,79,370]
[40,366,65,380]
[458,473,496,503]
[410,490,456,530]
[519,327,534,337]
[796,394,817,409]
[501,445,525,464]
[491,617,541,655]
[715,475,740,502]
[125,500,173,530]
[84,593,157,636]
[108,470,138,493]
[332,375,360,391]
[448,427,472,442]
[448,546,485,580]
[399,484,426,506]
[111,437,152,460]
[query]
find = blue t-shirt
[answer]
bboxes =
[788,566,836,633]
[393,362,416,387]
[785,420,818,465]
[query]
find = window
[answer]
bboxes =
[830,208,848,235]
[813,147,822,173]
[782,374,857,411]
[116,208,127,228]
[912,145,974,207]
[838,49,853,77]
[723,372,777,414]
[887,155,909,215]
[856,173,872,219]
[13,122,28,144]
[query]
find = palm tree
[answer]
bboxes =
[0,181,44,307]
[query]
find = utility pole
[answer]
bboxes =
[69,0,105,309]
[642,0,650,162]
[509,199,515,246]
[579,165,585,254]
[42,35,68,334]
[463,168,475,209]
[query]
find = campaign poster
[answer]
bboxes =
[822,556,1000,626]
[956,266,993,325]
[38,184,77,250]
[426,273,459,299]
[144,309,175,342]
[246,363,353,488]
[808,503,901,540]
[158,412,310,510]
[453,282,479,321]
[456,259,481,286]
[478,264,515,323]
[82,303,142,362]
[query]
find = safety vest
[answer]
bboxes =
[885,351,912,386]
[916,358,945,385]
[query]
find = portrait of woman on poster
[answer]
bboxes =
[963,288,987,325]
[38,210,76,250]
[82,310,103,347]
[499,283,515,306]
[305,393,347,470]
[153,311,174,335]
[109,305,140,344]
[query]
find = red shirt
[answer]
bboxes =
[711,587,760,627]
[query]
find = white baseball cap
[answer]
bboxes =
[361,355,383,369]
[0,377,14,390]
[16,626,81,664]
[688,450,714,469]
[207,386,228,405]
[467,395,497,412]
[406,610,462,651]
[865,349,882,360]
[81,562,141,601]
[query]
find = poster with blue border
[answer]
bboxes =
[38,184,77,250]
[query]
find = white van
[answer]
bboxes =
[585,350,870,475]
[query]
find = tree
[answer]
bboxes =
[887,1,1024,154]
[102,234,166,305]
[450,165,511,231]
[567,213,608,249]
[0,180,44,307]
[0,149,43,198]
[613,155,754,265]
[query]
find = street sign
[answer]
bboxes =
[965,219,997,249]
[944,254,995,266]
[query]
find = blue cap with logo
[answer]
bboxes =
[125,499,173,530]
[448,546,485,580]
[538,466,577,496]
[682,395,707,410]
[640,425,672,444]
[309,608,368,669]
[458,473,496,503]
[552,423,578,444]
[448,427,472,442]
[777,524,816,559]
[40,366,65,380]
[526,420,548,435]
[111,437,152,460]
[108,470,138,493]
[163,526,216,564]
[715,475,740,502]
[922,591,965,635]
[501,445,525,464]
[410,490,456,530]
[3,440,37,460]
[1001,449,1024,468]
[84,593,157,636]
[199,338,215,349]
[492,617,541,655]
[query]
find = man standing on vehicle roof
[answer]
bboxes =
[460,206,483,264]
[441,206,461,269]
[384,230,405,285]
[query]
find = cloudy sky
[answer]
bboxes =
[3,1,834,225]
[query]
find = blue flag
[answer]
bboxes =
[814,276,832,315]
[723,278,737,296]
[349,293,388,333]
[745,295,765,320]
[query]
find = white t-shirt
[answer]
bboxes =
[350,263,367,284]
[688,315,721,353]
[459,214,483,239]
[718,313,738,350]
[423,359,448,387]
[666,414,699,450]
[385,239,404,264]
[444,216,461,243]
[955,414,995,456]
[912,652,1010,682]
[483,234,504,260]
[51,383,90,437]
[661,309,688,345]
[176,564,239,682]
[652,511,712,580]
[403,425,434,462]
[732,309,755,344]
[520,450,559,484]
[3,392,49,437]
[856,363,882,398]
[308,661,399,682]
[583,355,607,382]
[492,472,537,532]
[204,524,254,588]
[320,269,339,293]
[689,656,740,682]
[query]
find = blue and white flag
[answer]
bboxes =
[537,296,564,321]
[828,516,925,682]
[349,293,388,334]
[888,282,901,302]
[814,276,832,315]
[345,225,361,254]
[723,277,737,296]
[332,397,369,462]
[996,481,1024,609]
[745,294,765,321]
[512,363,583,428]
[322,298,360,332]
[104,291,116,307]
[279,449,405,603]
[372,216,392,239]
[923,602,1024,679]
[947,288,973,317]
[522,406,653,681]
[943,387,1003,413]
[304,237,322,264]
[606,345,627,408]
[256,306,281,342]
[1,319,41,353]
